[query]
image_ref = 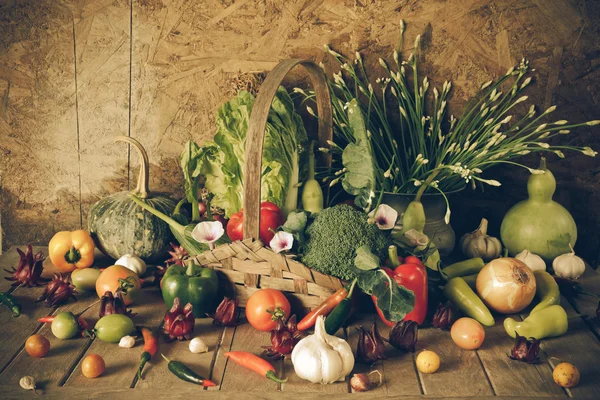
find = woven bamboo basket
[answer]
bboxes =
[191,59,344,310]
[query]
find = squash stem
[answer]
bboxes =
[130,195,186,235]
[115,136,151,199]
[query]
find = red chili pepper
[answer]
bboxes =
[137,327,158,380]
[38,316,55,323]
[224,351,287,383]
[297,287,348,331]
[372,249,428,326]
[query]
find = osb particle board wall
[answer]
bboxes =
[0,0,599,262]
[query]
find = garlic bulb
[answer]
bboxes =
[515,250,546,272]
[119,335,136,348]
[553,245,585,279]
[460,218,503,261]
[291,315,354,384]
[115,254,147,276]
[19,376,37,393]
[189,337,209,354]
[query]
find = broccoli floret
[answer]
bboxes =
[300,204,390,280]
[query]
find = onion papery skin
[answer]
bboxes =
[476,258,536,314]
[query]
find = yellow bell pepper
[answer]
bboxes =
[49,230,95,272]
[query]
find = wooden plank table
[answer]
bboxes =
[0,246,598,399]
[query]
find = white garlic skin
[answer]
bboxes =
[553,247,585,279]
[189,337,209,354]
[19,376,36,391]
[515,250,546,272]
[291,315,354,384]
[119,335,136,348]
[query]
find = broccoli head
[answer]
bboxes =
[300,204,390,280]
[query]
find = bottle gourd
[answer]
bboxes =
[500,158,577,261]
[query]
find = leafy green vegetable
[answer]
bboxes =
[352,246,415,322]
[180,88,308,218]
[300,204,390,280]
[341,99,377,211]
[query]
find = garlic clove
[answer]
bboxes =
[189,337,209,354]
[119,335,136,348]
[515,250,546,272]
[19,376,37,393]
[553,245,586,280]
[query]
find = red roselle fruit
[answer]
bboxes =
[432,301,456,330]
[388,320,419,353]
[4,245,46,287]
[508,333,541,364]
[163,297,195,341]
[356,323,386,365]
[99,290,137,318]
[207,297,239,326]
[36,273,77,307]
[165,243,189,267]
[263,315,303,358]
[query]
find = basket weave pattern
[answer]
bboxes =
[192,239,343,309]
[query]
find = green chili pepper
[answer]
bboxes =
[443,277,495,327]
[441,258,485,280]
[325,279,357,335]
[504,305,568,339]
[531,270,560,314]
[0,292,21,317]
[461,274,478,289]
[161,354,216,386]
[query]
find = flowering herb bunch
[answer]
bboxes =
[296,21,598,212]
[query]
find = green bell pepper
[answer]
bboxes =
[161,263,219,318]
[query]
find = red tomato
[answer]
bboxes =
[25,334,50,358]
[226,202,284,244]
[451,317,485,350]
[95,265,141,305]
[245,289,291,331]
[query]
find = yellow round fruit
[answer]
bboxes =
[81,354,106,378]
[416,350,440,374]
[553,362,579,388]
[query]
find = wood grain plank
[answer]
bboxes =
[0,247,55,372]
[377,318,422,396]
[64,287,166,390]
[476,316,565,397]
[0,385,560,400]
[567,266,600,338]
[74,0,131,224]
[535,297,600,399]
[416,324,494,396]
[208,319,237,390]
[135,305,224,389]
[218,317,279,392]
[0,290,98,392]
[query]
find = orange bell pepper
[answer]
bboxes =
[49,230,95,272]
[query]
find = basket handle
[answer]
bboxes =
[243,59,333,240]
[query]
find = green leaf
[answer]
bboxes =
[341,99,377,211]
[354,245,380,271]
[283,211,308,233]
[351,247,415,322]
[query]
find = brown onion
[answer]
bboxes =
[476,258,536,314]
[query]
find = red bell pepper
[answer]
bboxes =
[226,201,284,244]
[372,248,428,326]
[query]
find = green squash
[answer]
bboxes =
[88,136,177,263]
[500,158,577,261]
